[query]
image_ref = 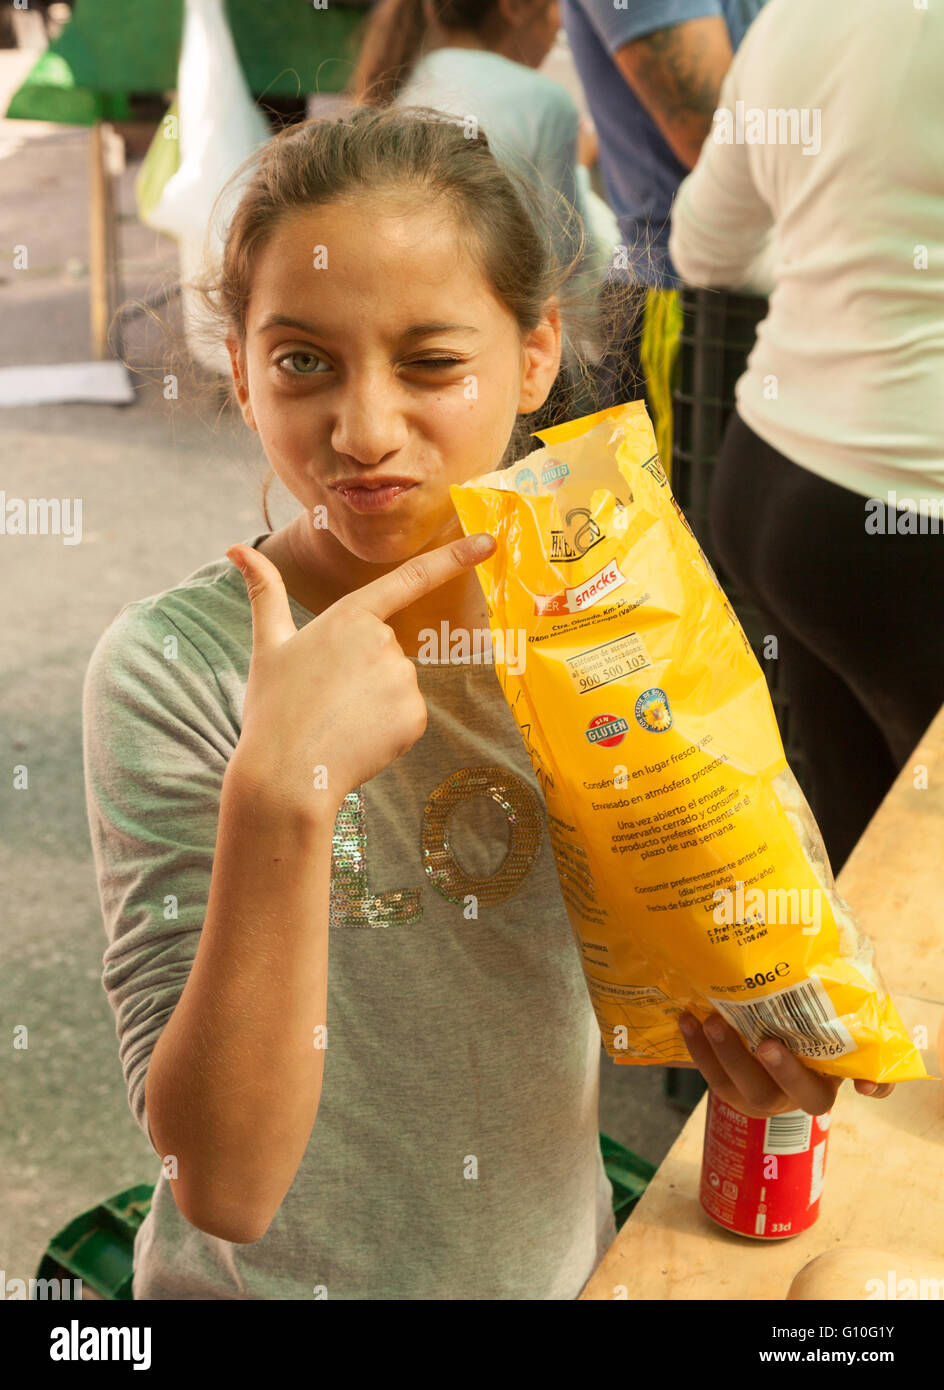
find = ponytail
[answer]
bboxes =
[348,0,504,107]
[348,0,429,107]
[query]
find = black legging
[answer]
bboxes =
[710,409,944,875]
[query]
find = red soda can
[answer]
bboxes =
[699,1089,832,1239]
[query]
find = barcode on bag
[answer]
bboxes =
[762,1110,812,1156]
[709,976,857,1061]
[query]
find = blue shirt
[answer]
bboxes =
[562,0,768,287]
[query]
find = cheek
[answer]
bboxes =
[248,376,312,462]
[431,367,520,437]
[427,393,516,481]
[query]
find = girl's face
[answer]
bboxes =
[228,194,561,567]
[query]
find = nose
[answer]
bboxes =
[329,371,409,469]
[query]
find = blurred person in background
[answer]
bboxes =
[669,0,944,874]
[350,0,623,427]
[561,0,769,459]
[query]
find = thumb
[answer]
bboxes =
[226,544,298,654]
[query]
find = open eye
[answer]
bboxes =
[275,350,328,376]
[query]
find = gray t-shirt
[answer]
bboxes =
[82,534,617,1300]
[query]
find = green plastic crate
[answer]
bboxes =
[599,1132,657,1232]
[33,1183,154,1301]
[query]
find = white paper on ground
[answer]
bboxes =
[0,361,135,407]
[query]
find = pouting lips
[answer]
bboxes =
[333,481,418,512]
[331,477,419,491]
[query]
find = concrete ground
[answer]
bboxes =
[0,46,701,1289]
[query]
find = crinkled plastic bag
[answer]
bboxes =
[450,402,928,1084]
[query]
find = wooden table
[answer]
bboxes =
[581,703,944,1300]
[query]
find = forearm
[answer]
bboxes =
[145,753,338,1243]
[670,167,776,293]
[615,18,733,171]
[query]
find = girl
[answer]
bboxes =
[82,106,892,1302]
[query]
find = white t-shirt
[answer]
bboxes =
[668,0,944,503]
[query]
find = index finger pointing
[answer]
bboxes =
[343,532,496,622]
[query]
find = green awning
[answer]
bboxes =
[4,0,368,125]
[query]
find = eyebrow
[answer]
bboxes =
[255,314,480,339]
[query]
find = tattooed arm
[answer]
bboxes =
[613,16,732,169]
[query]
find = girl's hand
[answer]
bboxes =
[676,1011,895,1118]
[225,532,496,815]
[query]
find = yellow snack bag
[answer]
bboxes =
[450,401,928,1085]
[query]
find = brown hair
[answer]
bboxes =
[350,0,518,107]
[189,103,640,528]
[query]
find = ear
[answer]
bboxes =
[517,296,563,415]
[226,335,257,433]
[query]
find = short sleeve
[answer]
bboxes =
[81,600,239,1148]
[570,0,723,52]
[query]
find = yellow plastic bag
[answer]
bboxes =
[450,401,929,1085]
